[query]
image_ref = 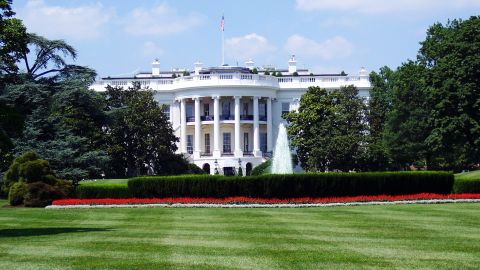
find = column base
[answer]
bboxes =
[234,150,243,158]
[253,150,262,157]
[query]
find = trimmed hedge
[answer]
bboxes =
[75,185,131,199]
[128,171,454,199]
[453,178,480,193]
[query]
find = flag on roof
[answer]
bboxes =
[220,15,225,31]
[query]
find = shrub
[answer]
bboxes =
[24,182,64,207]
[453,178,480,193]
[128,171,454,199]
[8,182,28,206]
[251,160,271,176]
[75,185,131,199]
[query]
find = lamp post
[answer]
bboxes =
[214,159,219,175]
[237,158,243,177]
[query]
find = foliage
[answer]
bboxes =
[128,172,453,199]
[251,159,271,175]
[3,151,72,206]
[453,178,480,194]
[292,71,298,76]
[8,181,26,205]
[104,83,179,177]
[365,66,396,170]
[264,70,270,75]
[251,68,258,74]
[285,86,368,172]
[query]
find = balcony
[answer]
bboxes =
[243,151,254,157]
[200,152,212,157]
[186,116,195,122]
[201,115,214,121]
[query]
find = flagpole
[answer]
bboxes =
[221,14,225,66]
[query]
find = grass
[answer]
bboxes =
[455,170,480,180]
[0,200,479,269]
[80,179,129,186]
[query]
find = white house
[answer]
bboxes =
[90,56,371,175]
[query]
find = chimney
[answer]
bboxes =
[194,61,203,75]
[152,59,160,76]
[288,55,297,74]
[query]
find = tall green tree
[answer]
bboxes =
[285,85,368,172]
[384,61,430,169]
[105,83,178,177]
[419,16,480,170]
[365,66,396,170]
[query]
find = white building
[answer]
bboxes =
[90,56,371,175]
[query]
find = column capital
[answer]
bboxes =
[253,96,260,100]
[234,95,242,99]
[211,95,220,100]
[193,96,201,101]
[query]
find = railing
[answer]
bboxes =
[186,116,195,122]
[91,73,370,92]
[259,115,267,121]
[243,151,254,156]
[240,115,253,120]
[222,151,234,156]
[220,115,234,120]
[201,115,214,121]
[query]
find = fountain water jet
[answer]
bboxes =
[271,123,293,174]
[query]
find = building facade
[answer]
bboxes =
[90,56,372,175]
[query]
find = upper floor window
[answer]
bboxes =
[162,105,170,121]
[281,102,290,117]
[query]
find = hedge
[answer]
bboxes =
[453,178,480,194]
[128,171,454,199]
[75,184,131,199]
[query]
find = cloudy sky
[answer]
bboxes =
[12,0,480,77]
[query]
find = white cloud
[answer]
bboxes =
[284,35,353,60]
[143,41,164,57]
[296,0,480,14]
[124,3,204,36]
[20,0,112,40]
[225,33,276,61]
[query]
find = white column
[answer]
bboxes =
[267,97,273,153]
[180,98,187,153]
[213,96,220,157]
[234,96,242,157]
[194,97,201,158]
[253,96,261,157]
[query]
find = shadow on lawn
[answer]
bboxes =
[0,227,113,238]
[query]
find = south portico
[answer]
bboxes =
[176,94,274,175]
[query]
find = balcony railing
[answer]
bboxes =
[201,115,214,121]
[200,152,212,157]
[259,115,267,121]
[186,116,195,122]
[240,115,253,120]
[222,151,233,156]
[220,115,234,120]
[243,151,254,156]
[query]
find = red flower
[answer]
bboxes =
[52,193,480,206]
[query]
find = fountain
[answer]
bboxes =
[271,123,293,174]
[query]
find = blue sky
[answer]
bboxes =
[11,0,480,77]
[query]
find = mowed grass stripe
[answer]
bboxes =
[1,202,480,269]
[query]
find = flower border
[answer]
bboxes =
[49,193,480,208]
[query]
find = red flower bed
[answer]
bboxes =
[52,193,480,206]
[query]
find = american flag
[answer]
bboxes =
[220,15,225,31]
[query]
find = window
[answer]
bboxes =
[187,135,193,154]
[260,133,267,153]
[222,102,230,117]
[204,133,210,154]
[259,102,267,117]
[186,103,194,118]
[162,105,170,121]
[281,102,290,117]
[203,103,210,116]
[243,132,249,152]
[223,133,231,153]
[242,103,249,116]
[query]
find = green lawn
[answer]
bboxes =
[0,200,479,269]
[455,170,480,180]
[80,179,129,186]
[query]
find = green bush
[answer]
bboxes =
[8,182,28,206]
[128,171,454,199]
[75,184,131,199]
[251,160,271,176]
[453,178,480,193]
[24,182,63,207]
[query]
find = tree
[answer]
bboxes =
[285,85,368,172]
[383,61,430,169]
[419,16,480,170]
[364,66,396,170]
[0,0,28,76]
[105,83,179,177]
